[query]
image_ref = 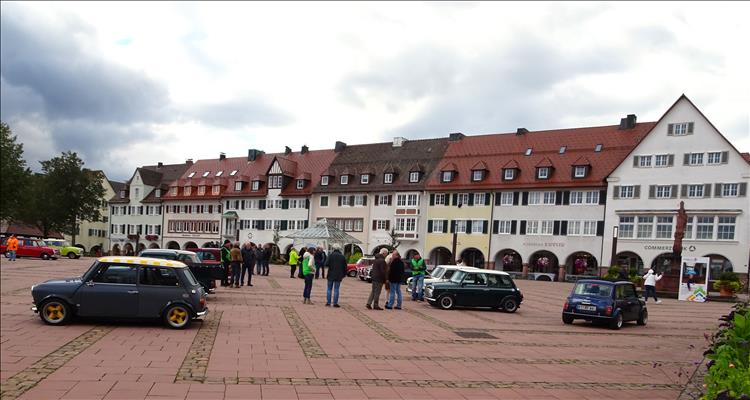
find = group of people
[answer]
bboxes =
[289,244,348,306]
[219,240,273,288]
[365,249,426,310]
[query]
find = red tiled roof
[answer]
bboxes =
[742,152,750,165]
[572,156,592,166]
[535,157,554,168]
[165,157,251,200]
[279,150,337,197]
[471,161,488,170]
[426,122,656,190]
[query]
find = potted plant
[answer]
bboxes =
[536,256,550,271]
[713,271,742,297]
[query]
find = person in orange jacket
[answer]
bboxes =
[6,234,19,261]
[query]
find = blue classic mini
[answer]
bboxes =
[562,279,647,329]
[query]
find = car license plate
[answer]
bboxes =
[577,305,596,311]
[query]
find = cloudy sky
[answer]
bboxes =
[1,2,748,182]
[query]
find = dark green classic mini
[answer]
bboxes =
[425,268,523,312]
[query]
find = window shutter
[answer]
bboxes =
[304,221,309,228]
[338,196,342,206]
[349,195,354,205]
[427,220,433,233]
[715,183,723,197]
[634,185,641,198]
[670,184,678,198]
[372,220,378,231]
[494,192,502,206]
[721,151,729,163]
[687,122,694,134]
[282,199,289,209]
[681,184,688,198]
[683,154,690,165]
[466,220,472,234]
[668,154,674,166]
[555,191,563,205]
[450,220,456,233]
[259,200,266,209]
[633,156,639,167]
[305,199,310,209]
[485,193,491,206]
[519,220,527,235]
[510,220,517,234]
[596,221,605,236]
[430,194,435,206]
[704,183,712,197]
[258,221,265,230]
[553,221,560,235]
[226,200,230,208]
[387,195,392,206]
[374,195,380,205]
[648,185,655,199]
[599,190,606,205]
[513,192,520,205]
[482,221,488,234]
[521,192,529,205]
[452,193,458,206]
[468,194,474,206]
[492,220,499,234]
[362,195,367,206]
[667,124,674,135]
[740,182,747,197]
[240,200,245,210]
[280,221,288,231]
[442,221,448,233]
[560,221,568,236]
[563,191,571,205]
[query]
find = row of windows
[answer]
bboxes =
[187,169,238,179]
[614,183,747,199]
[111,205,162,216]
[167,220,220,234]
[225,198,308,211]
[618,215,736,240]
[633,151,728,168]
[165,204,222,214]
[441,165,590,183]
[110,224,162,235]
[119,188,161,200]
[235,219,308,231]
[425,219,605,236]
[87,229,108,238]
[171,185,221,197]
[320,171,422,186]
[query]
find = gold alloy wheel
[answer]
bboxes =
[166,306,189,328]
[42,301,67,324]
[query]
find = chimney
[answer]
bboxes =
[448,132,464,141]
[334,141,347,153]
[301,145,309,154]
[618,114,637,130]
[157,162,163,168]
[392,137,407,147]
[284,146,292,155]
[219,152,226,160]
[247,149,262,161]
[516,128,529,135]
[186,159,194,166]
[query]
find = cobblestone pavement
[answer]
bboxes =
[1,257,732,399]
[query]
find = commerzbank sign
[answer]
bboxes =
[643,244,697,252]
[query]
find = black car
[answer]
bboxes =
[425,269,523,313]
[31,256,208,329]
[138,249,223,292]
[562,280,647,329]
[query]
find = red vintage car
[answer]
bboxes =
[1,237,59,260]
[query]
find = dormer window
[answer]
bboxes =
[296,180,304,190]
[229,170,238,176]
[188,172,196,178]
[212,185,220,195]
[119,190,126,198]
[198,186,206,195]
[155,189,161,198]
[503,169,516,181]
[441,171,454,183]
[215,170,223,177]
[269,175,282,189]
[202,171,210,177]
[471,170,484,182]
[321,176,329,186]
[594,144,603,152]
[525,148,533,156]
[340,175,349,185]
[360,174,369,184]
[184,186,191,196]
[573,166,588,178]
[252,181,259,191]
[409,171,420,183]
[234,181,242,191]
[170,187,178,196]
[384,173,394,184]
[537,167,550,179]
[559,146,567,154]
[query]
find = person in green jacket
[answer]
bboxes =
[410,252,426,301]
[289,247,299,278]
[302,251,315,304]
[220,240,232,287]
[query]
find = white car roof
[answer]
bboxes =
[455,267,511,276]
[432,265,481,271]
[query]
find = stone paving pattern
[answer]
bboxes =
[1,257,732,399]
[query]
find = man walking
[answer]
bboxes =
[260,244,271,276]
[410,251,426,301]
[325,245,347,307]
[289,247,299,278]
[314,246,327,279]
[366,248,388,310]
[241,242,256,287]
[642,269,663,304]
[220,240,232,286]
[6,234,18,261]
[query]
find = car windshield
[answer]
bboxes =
[140,252,178,261]
[449,270,466,284]
[45,240,66,247]
[431,267,445,279]
[573,282,613,297]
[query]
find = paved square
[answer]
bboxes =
[1,258,732,399]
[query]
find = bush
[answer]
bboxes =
[347,252,362,264]
[604,266,621,280]
[702,302,750,399]
[714,271,743,293]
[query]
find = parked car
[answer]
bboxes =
[425,269,523,312]
[354,256,376,281]
[31,256,208,329]
[43,239,83,259]
[1,237,59,260]
[407,265,480,293]
[187,247,221,264]
[561,280,647,330]
[138,249,222,293]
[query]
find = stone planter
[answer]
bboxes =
[718,287,735,297]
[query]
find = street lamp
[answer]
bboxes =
[609,226,619,276]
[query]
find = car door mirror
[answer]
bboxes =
[85,280,95,286]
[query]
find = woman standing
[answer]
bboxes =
[386,251,404,310]
[302,250,315,304]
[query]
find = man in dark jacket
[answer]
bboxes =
[241,242,256,287]
[220,240,231,286]
[325,245,347,307]
[385,250,405,310]
[314,246,327,279]
[366,248,389,310]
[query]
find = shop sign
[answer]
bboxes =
[522,241,565,248]
[678,256,711,302]
[644,244,697,252]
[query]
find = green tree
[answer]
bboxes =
[387,227,401,250]
[0,122,31,221]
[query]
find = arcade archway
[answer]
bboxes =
[565,251,598,277]
[494,249,522,272]
[429,247,453,267]
[460,248,485,268]
[529,250,558,276]
[183,241,198,250]
[166,241,180,250]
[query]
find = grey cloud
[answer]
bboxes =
[187,97,293,128]
[629,26,677,49]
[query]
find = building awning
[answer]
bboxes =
[222,211,238,219]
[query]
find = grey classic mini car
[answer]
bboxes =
[31,256,208,329]
[425,268,524,312]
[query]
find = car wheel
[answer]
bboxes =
[562,314,574,324]
[348,270,357,277]
[39,299,71,325]
[637,309,648,326]
[438,294,454,310]
[164,304,192,329]
[501,297,518,313]
[610,312,623,330]
[67,252,77,259]
[41,253,50,260]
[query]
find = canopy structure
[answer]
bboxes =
[283,218,361,251]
